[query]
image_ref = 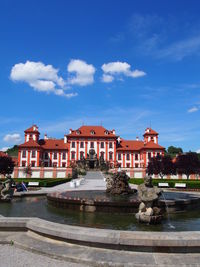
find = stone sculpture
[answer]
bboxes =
[0,175,14,201]
[106,171,135,195]
[135,175,163,224]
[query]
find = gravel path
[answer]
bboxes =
[0,244,87,267]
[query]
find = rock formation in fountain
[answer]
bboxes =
[135,175,163,224]
[106,171,135,195]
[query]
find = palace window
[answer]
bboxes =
[31,161,35,167]
[101,142,104,148]
[22,161,26,167]
[80,151,84,160]
[53,162,57,167]
[148,152,151,159]
[90,142,94,148]
[72,141,75,148]
[53,152,57,160]
[62,162,66,168]
[71,151,75,160]
[135,163,139,168]
[126,163,130,168]
[135,154,138,160]
[45,152,48,159]
[22,150,26,158]
[100,152,104,159]
[127,154,130,160]
[109,142,113,148]
[80,141,84,148]
[44,162,48,167]
[109,152,113,160]
[62,152,66,160]
[32,150,36,158]
[118,153,121,160]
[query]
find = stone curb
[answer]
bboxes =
[1,217,200,253]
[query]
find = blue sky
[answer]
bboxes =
[1,0,200,152]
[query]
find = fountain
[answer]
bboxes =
[106,171,136,195]
[0,175,14,201]
[47,171,200,217]
[135,175,164,224]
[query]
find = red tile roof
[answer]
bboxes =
[39,139,68,150]
[24,125,40,134]
[117,140,144,151]
[19,139,41,148]
[143,128,158,136]
[19,139,68,150]
[143,141,164,150]
[67,126,116,138]
[117,139,164,151]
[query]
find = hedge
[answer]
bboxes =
[129,178,200,189]
[0,178,72,187]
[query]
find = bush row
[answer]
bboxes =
[0,178,72,187]
[129,178,200,189]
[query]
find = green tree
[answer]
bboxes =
[166,146,183,158]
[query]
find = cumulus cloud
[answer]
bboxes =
[188,107,198,113]
[10,61,77,99]
[101,74,114,83]
[101,61,146,82]
[67,59,96,86]
[3,133,21,143]
[197,149,200,153]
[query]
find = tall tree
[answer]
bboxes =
[175,152,200,179]
[166,146,183,158]
[0,156,15,176]
[147,154,176,179]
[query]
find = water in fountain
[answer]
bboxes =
[161,192,175,229]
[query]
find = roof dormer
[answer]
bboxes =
[90,130,95,135]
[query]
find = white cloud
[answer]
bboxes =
[10,61,77,99]
[67,59,96,86]
[196,149,200,153]
[3,133,21,143]
[101,74,114,83]
[0,147,10,152]
[188,107,198,113]
[101,61,146,82]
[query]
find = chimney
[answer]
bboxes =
[136,136,139,141]
[64,135,67,143]
[44,134,48,140]
[112,129,115,135]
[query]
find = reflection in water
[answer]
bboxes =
[0,196,200,232]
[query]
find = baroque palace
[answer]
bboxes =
[15,124,165,179]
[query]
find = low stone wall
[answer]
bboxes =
[0,167,73,179]
[1,217,200,253]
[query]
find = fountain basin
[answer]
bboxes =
[47,190,200,213]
